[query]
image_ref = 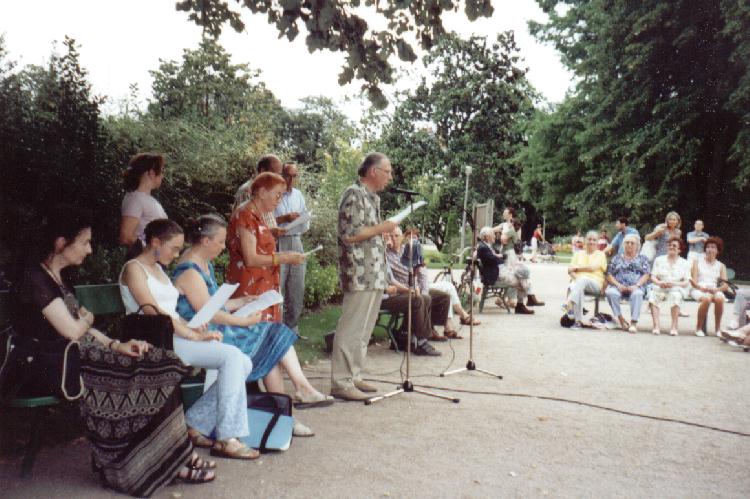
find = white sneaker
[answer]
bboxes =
[651,328,660,335]
[695,330,706,337]
[669,329,678,336]
[629,325,638,334]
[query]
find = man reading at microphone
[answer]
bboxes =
[331,152,398,401]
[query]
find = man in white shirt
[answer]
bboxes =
[274,162,309,333]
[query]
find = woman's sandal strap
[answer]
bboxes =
[189,454,216,470]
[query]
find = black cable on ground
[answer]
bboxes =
[362,377,750,439]
[301,371,750,438]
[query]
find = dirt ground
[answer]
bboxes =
[3,263,749,498]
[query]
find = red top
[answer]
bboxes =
[226,204,281,322]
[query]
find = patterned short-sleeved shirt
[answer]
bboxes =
[337,182,387,292]
[607,253,651,289]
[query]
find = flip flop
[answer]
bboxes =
[444,330,464,339]
[293,392,335,409]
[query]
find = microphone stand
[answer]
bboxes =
[366,190,459,405]
[441,208,502,380]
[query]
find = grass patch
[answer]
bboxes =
[296,304,341,364]
[296,303,398,364]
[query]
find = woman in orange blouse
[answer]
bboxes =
[226,172,305,321]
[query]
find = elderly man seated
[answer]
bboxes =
[476,227,541,314]
[605,233,651,333]
[382,229,450,353]
[564,230,607,328]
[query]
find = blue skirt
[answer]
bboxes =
[220,322,297,381]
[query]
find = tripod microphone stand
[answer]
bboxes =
[441,215,502,379]
[366,191,459,405]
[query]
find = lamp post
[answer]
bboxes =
[460,165,473,250]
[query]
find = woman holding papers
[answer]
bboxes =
[119,219,258,460]
[173,214,332,417]
[226,172,306,321]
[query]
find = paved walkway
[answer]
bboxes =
[4,263,749,498]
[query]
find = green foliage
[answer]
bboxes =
[0,36,122,269]
[303,255,341,309]
[524,0,750,273]
[175,0,494,108]
[376,33,537,249]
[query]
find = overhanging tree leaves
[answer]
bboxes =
[175,0,494,108]
[379,33,537,250]
[524,0,749,270]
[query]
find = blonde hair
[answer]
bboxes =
[665,211,681,229]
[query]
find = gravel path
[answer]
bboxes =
[4,263,749,498]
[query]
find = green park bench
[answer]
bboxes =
[0,284,204,477]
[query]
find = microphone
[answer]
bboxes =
[389,186,422,196]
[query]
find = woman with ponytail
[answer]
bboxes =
[119,153,168,248]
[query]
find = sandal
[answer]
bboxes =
[460,315,481,326]
[173,466,215,485]
[293,391,335,409]
[187,428,214,449]
[444,330,464,339]
[429,331,448,342]
[189,453,216,470]
[210,439,259,460]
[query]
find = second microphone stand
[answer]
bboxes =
[366,191,459,405]
[441,216,502,379]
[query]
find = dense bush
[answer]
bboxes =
[303,255,341,309]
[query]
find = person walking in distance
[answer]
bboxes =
[331,153,397,401]
[275,162,309,333]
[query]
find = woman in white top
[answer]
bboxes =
[119,153,168,247]
[648,237,690,336]
[119,219,258,460]
[689,236,729,336]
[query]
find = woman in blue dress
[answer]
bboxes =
[172,215,333,437]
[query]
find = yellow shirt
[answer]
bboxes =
[570,250,607,287]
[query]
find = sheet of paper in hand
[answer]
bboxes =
[388,200,427,224]
[187,283,239,328]
[233,290,284,318]
[283,210,312,231]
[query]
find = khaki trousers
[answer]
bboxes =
[331,289,383,391]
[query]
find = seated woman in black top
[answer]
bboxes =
[11,207,216,495]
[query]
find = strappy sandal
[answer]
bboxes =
[189,453,216,470]
[173,466,215,485]
[460,315,481,326]
[210,440,260,460]
[429,331,448,342]
[293,391,335,409]
[444,330,464,339]
[187,428,214,448]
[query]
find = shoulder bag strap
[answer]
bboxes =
[258,394,283,452]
